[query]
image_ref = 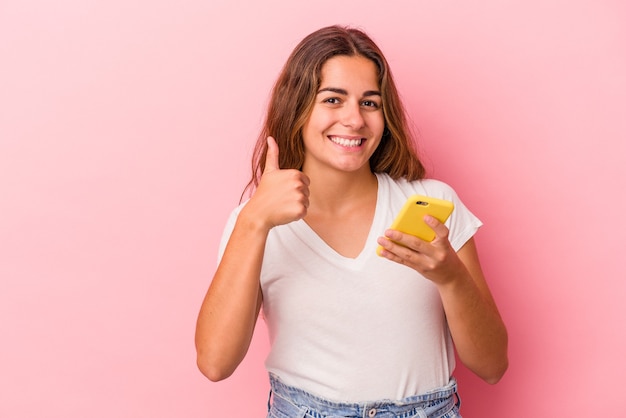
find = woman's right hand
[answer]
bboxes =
[195,136,308,381]
[242,136,310,229]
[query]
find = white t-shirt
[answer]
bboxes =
[218,173,482,402]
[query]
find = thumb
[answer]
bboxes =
[264,136,280,173]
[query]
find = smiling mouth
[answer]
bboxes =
[328,136,364,147]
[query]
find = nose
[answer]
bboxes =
[340,102,365,130]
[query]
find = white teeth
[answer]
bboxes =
[329,136,363,147]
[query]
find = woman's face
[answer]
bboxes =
[301,55,385,177]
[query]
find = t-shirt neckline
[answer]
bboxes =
[288,173,387,267]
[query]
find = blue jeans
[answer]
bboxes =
[267,373,462,418]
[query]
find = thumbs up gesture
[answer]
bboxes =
[263,135,282,174]
[244,137,310,230]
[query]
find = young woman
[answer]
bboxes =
[195,25,508,418]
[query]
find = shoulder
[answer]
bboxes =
[413,178,457,196]
[377,173,459,201]
[222,198,250,223]
[217,199,250,257]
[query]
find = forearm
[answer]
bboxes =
[438,241,508,383]
[195,212,269,381]
[438,273,508,383]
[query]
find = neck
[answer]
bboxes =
[305,168,378,211]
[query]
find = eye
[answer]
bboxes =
[361,99,381,109]
[322,97,341,105]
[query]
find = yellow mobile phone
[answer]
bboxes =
[376,195,454,256]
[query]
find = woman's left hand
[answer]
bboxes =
[379,215,509,383]
[376,215,467,285]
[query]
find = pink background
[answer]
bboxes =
[1,1,625,417]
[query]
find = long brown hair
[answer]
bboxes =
[243,25,425,197]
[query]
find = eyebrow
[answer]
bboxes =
[317,87,381,97]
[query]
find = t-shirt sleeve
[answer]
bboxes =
[216,200,248,263]
[420,179,483,251]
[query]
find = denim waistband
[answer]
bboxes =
[268,373,460,418]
